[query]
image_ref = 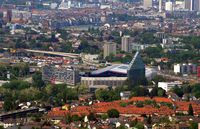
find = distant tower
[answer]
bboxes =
[159,0,162,12]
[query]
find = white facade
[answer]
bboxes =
[158,81,182,92]
[165,1,173,11]
[174,63,197,75]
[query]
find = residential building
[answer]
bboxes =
[120,91,131,100]
[132,44,150,51]
[121,35,132,53]
[174,63,197,75]
[42,65,80,86]
[143,0,153,9]
[103,42,116,58]
[158,81,182,92]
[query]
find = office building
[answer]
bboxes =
[121,35,133,53]
[42,65,80,85]
[143,0,153,9]
[103,42,116,58]
[158,81,182,92]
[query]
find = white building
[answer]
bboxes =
[158,81,182,92]
[174,63,197,75]
[165,1,173,11]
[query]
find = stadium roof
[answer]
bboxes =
[91,64,129,75]
[91,64,156,76]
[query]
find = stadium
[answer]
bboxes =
[81,52,157,87]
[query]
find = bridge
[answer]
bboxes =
[23,49,80,59]
[0,107,39,121]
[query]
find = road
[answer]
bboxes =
[157,71,198,83]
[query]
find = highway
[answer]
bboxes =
[24,49,80,59]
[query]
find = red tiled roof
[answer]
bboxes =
[48,97,185,118]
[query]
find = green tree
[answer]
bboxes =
[189,121,198,129]
[101,113,108,120]
[71,114,80,122]
[65,114,72,124]
[32,71,45,89]
[131,86,149,97]
[3,93,15,111]
[188,104,194,116]
[95,89,120,102]
[144,46,163,58]
[157,88,166,97]
[172,85,184,97]
[2,80,30,90]
[107,109,120,118]
[134,122,144,129]
[191,84,200,98]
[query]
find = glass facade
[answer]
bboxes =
[127,52,145,84]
